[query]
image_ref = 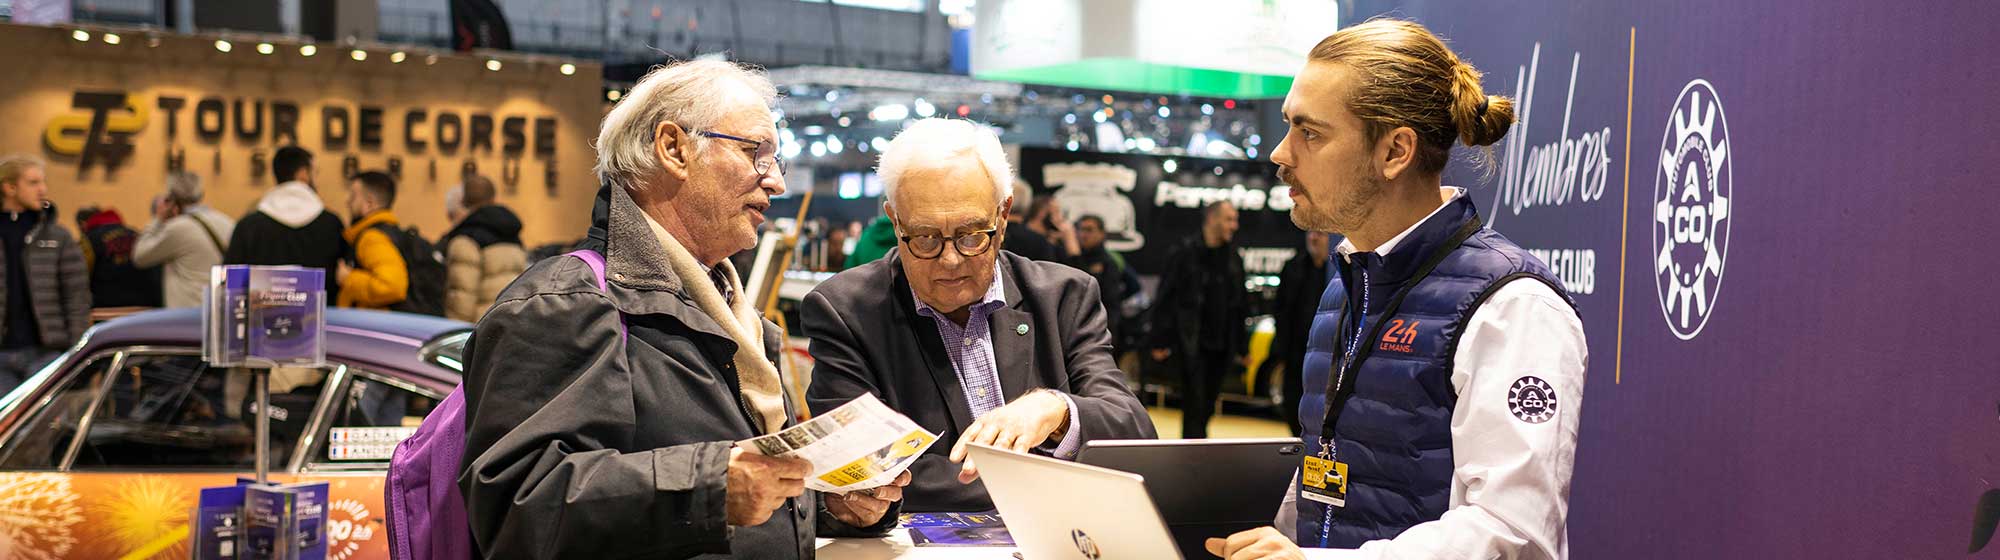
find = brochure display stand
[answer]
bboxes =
[195,266,329,560]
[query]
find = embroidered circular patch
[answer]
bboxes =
[1507,376,1558,424]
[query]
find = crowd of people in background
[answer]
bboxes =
[0,139,1324,440]
[0,145,534,393]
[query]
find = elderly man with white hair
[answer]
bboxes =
[458,59,907,559]
[134,171,235,308]
[802,118,1157,515]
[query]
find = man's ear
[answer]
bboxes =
[654,121,695,183]
[1378,126,1418,181]
[999,196,1014,223]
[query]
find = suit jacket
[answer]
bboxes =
[802,249,1157,512]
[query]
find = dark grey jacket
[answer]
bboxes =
[459,185,881,559]
[2,203,90,349]
[802,249,1157,512]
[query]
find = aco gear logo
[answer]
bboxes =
[1652,79,1733,341]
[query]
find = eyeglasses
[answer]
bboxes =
[695,130,786,176]
[895,211,1003,260]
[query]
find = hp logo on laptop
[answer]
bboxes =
[1070,528,1102,559]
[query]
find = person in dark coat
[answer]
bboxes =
[0,156,88,393]
[458,60,901,560]
[802,118,1156,513]
[999,179,1064,262]
[224,146,347,302]
[74,206,162,308]
[1149,201,1249,439]
[1066,214,1138,351]
[1265,230,1332,435]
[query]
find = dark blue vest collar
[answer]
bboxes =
[1343,195,1482,288]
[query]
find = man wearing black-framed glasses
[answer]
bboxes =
[801,118,1156,514]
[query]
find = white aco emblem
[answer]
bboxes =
[1507,376,1558,424]
[1653,79,1733,340]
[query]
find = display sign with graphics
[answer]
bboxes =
[1,23,602,248]
[1344,2,2000,557]
[1015,147,1301,276]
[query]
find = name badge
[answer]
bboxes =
[1300,455,1348,508]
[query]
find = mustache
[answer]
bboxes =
[1277,166,1300,188]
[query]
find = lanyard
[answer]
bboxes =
[1313,217,1482,545]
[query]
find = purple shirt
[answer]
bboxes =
[911,263,1082,458]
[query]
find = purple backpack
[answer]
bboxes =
[387,250,613,560]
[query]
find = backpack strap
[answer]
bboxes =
[565,249,626,339]
[567,249,608,291]
[188,212,227,256]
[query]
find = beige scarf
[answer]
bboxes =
[642,216,789,434]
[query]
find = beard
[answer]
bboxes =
[1289,166,1385,235]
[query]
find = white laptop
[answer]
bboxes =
[966,443,1183,560]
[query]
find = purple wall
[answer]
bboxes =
[1344,1,2000,556]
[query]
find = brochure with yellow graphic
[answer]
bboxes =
[739,393,940,492]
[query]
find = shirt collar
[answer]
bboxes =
[911,258,1008,320]
[1337,186,1466,261]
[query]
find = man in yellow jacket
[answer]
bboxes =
[338,170,408,309]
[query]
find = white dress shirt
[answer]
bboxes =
[1279,187,1589,560]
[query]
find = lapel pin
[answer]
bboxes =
[1016,324,1030,335]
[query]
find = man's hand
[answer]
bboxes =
[152,196,177,220]
[825,470,912,528]
[336,260,354,284]
[1049,215,1081,257]
[726,446,811,527]
[1205,526,1305,560]
[947,390,1070,483]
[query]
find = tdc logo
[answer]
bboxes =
[43,91,148,174]
[1652,79,1733,340]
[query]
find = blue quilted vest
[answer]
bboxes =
[1295,195,1574,547]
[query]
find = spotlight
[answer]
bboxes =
[214,39,232,53]
[607,89,622,101]
[257,42,275,55]
[559,63,576,75]
[390,51,406,63]
[350,49,367,61]
[486,59,502,71]
[102,33,120,45]
[300,44,317,56]
[72,30,90,42]
[425,54,438,65]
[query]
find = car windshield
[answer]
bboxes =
[420,330,472,372]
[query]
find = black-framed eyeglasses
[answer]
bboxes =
[695,130,786,176]
[894,210,1004,260]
